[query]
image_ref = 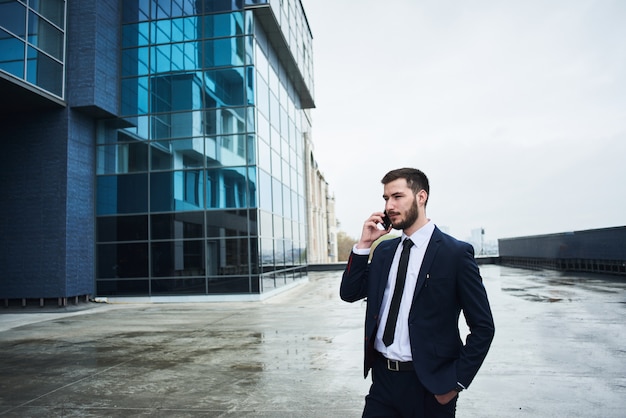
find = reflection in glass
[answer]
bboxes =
[206,167,250,209]
[152,278,206,294]
[28,10,63,60]
[97,173,148,215]
[151,170,204,212]
[96,141,149,174]
[206,209,250,237]
[206,237,248,276]
[97,279,149,296]
[0,31,25,78]
[97,215,148,242]
[151,240,205,277]
[0,2,26,38]
[26,46,63,96]
[97,242,149,278]
[152,211,204,240]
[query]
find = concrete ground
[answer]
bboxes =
[1,265,625,417]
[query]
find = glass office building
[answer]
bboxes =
[0,0,317,303]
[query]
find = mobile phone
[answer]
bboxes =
[381,211,392,230]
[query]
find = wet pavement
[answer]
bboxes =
[1,265,625,417]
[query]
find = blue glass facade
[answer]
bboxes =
[94,1,315,297]
[0,0,66,98]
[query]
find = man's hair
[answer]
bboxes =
[381,168,430,205]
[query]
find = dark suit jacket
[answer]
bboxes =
[340,227,495,395]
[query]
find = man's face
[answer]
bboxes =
[383,178,419,230]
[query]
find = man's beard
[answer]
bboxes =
[393,196,419,231]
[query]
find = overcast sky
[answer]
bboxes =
[302,0,626,243]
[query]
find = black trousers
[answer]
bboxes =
[363,355,457,418]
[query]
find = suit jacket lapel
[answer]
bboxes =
[411,227,442,307]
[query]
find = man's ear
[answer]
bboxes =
[417,189,428,206]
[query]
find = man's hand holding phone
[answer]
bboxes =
[356,211,392,249]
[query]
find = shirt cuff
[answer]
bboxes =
[352,244,370,256]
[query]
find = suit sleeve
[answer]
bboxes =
[340,251,370,302]
[455,243,495,388]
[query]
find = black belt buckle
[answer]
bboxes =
[386,359,400,372]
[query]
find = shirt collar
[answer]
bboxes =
[402,220,435,249]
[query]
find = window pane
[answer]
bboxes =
[207,276,250,293]
[151,170,204,212]
[151,212,204,240]
[206,167,250,209]
[201,12,244,39]
[206,237,248,276]
[205,134,246,167]
[97,173,148,215]
[122,47,149,77]
[151,73,204,112]
[201,37,244,68]
[121,76,149,115]
[31,0,65,28]
[97,242,149,278]
[122,22,149,48]
[152,278,206,295]
[26,46,63,96]
[0,30,25,78]
[206,209,250,237]
[97,215,148,242]
[260,237,273,267]
[122,0,150,23]
[97,279,149,296]
[96,141,148,174]
[204,67,245,106]
[28,11,63,60]
[151,240,205,277]
[258,169,272,211]
[151,137,204,171]
[0,1,26,38]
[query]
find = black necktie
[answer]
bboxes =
[383,238,413,346]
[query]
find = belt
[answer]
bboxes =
[376,351,414,372]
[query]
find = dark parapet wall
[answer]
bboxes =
[498,226,626,276]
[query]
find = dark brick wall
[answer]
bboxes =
[0,0,120,299]
[1,110,70,298]
[66,0,120,116]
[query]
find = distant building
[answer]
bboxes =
[1,0,335,304]
[305,135,338,264]
[498,226,626,276]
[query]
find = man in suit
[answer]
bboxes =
[340,168,495,417]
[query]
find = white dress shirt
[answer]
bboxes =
[372,221,435,361]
